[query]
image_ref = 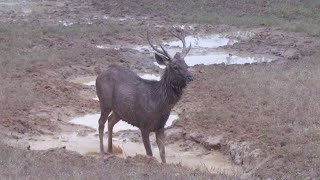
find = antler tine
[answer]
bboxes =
[180,29,187,48]
[170,28,191,58]
[169,28,187,48]
[159,44,173,59]
[147,30,172,59]
[147,31,165,55]
[182,42,192,57]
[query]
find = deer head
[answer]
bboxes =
[147,28,193,84]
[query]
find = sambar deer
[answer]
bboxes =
[96,28,192,163]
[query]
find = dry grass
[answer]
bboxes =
[178,54,320,179]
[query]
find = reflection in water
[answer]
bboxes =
[165,35,237,48]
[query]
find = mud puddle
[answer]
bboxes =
[28,124,240,175]
[95,32,239,51]
[161,33,273,67]
[0,0,64,14]
[70,76,96,86]
[96,32,273,67]
[154,52,272,68]
[28,133,241,174]
[70,113,178,131]
[94,32,274,68]
[165,34,237,48]
[0,0,33,13]
[122,32,272,67]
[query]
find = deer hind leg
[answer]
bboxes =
[156,128,166,163]
[141,130,153,156]
[107,112,120,153]
[99,110,111,156]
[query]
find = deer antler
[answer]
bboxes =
[170,28,191,58]
[147,30,173,60]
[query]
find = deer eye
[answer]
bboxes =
[173,66,178,70]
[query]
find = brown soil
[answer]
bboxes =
[0,143,223,179]
[1,0,320,179]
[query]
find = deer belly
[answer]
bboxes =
[112,104,141,128]
[113,109,140,128]
[137,113,169,132]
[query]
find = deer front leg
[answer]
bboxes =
[141,130,153,156]
[156,128,166,163]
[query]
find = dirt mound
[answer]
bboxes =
[0,143,226,179]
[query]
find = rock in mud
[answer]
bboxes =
[185,131,203,143]
[201,135,223,150]
[283,47,300,60]
[165,128,184,141]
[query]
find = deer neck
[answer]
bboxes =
[156,68,185,110]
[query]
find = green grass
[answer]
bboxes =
[0,21,130,66]
[176,13,284,27]
[176,12,320,35]
[271,3,311,17]
[171,1,320,36]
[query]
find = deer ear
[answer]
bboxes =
[155,53,170,65]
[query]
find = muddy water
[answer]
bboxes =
[165,34,237,48]
[70,113,179,131]
[70,76,96,85]
[94,32,272,67]
[28,99,239,174]
[0,0,64,14]
[185,53,271,66]
[136,33,273,67]
[154,53,272,69]
[0,0,32,13]
[29,130,240,175]
[119,141,241,174]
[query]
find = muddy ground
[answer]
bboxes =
[1,0,320,179]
